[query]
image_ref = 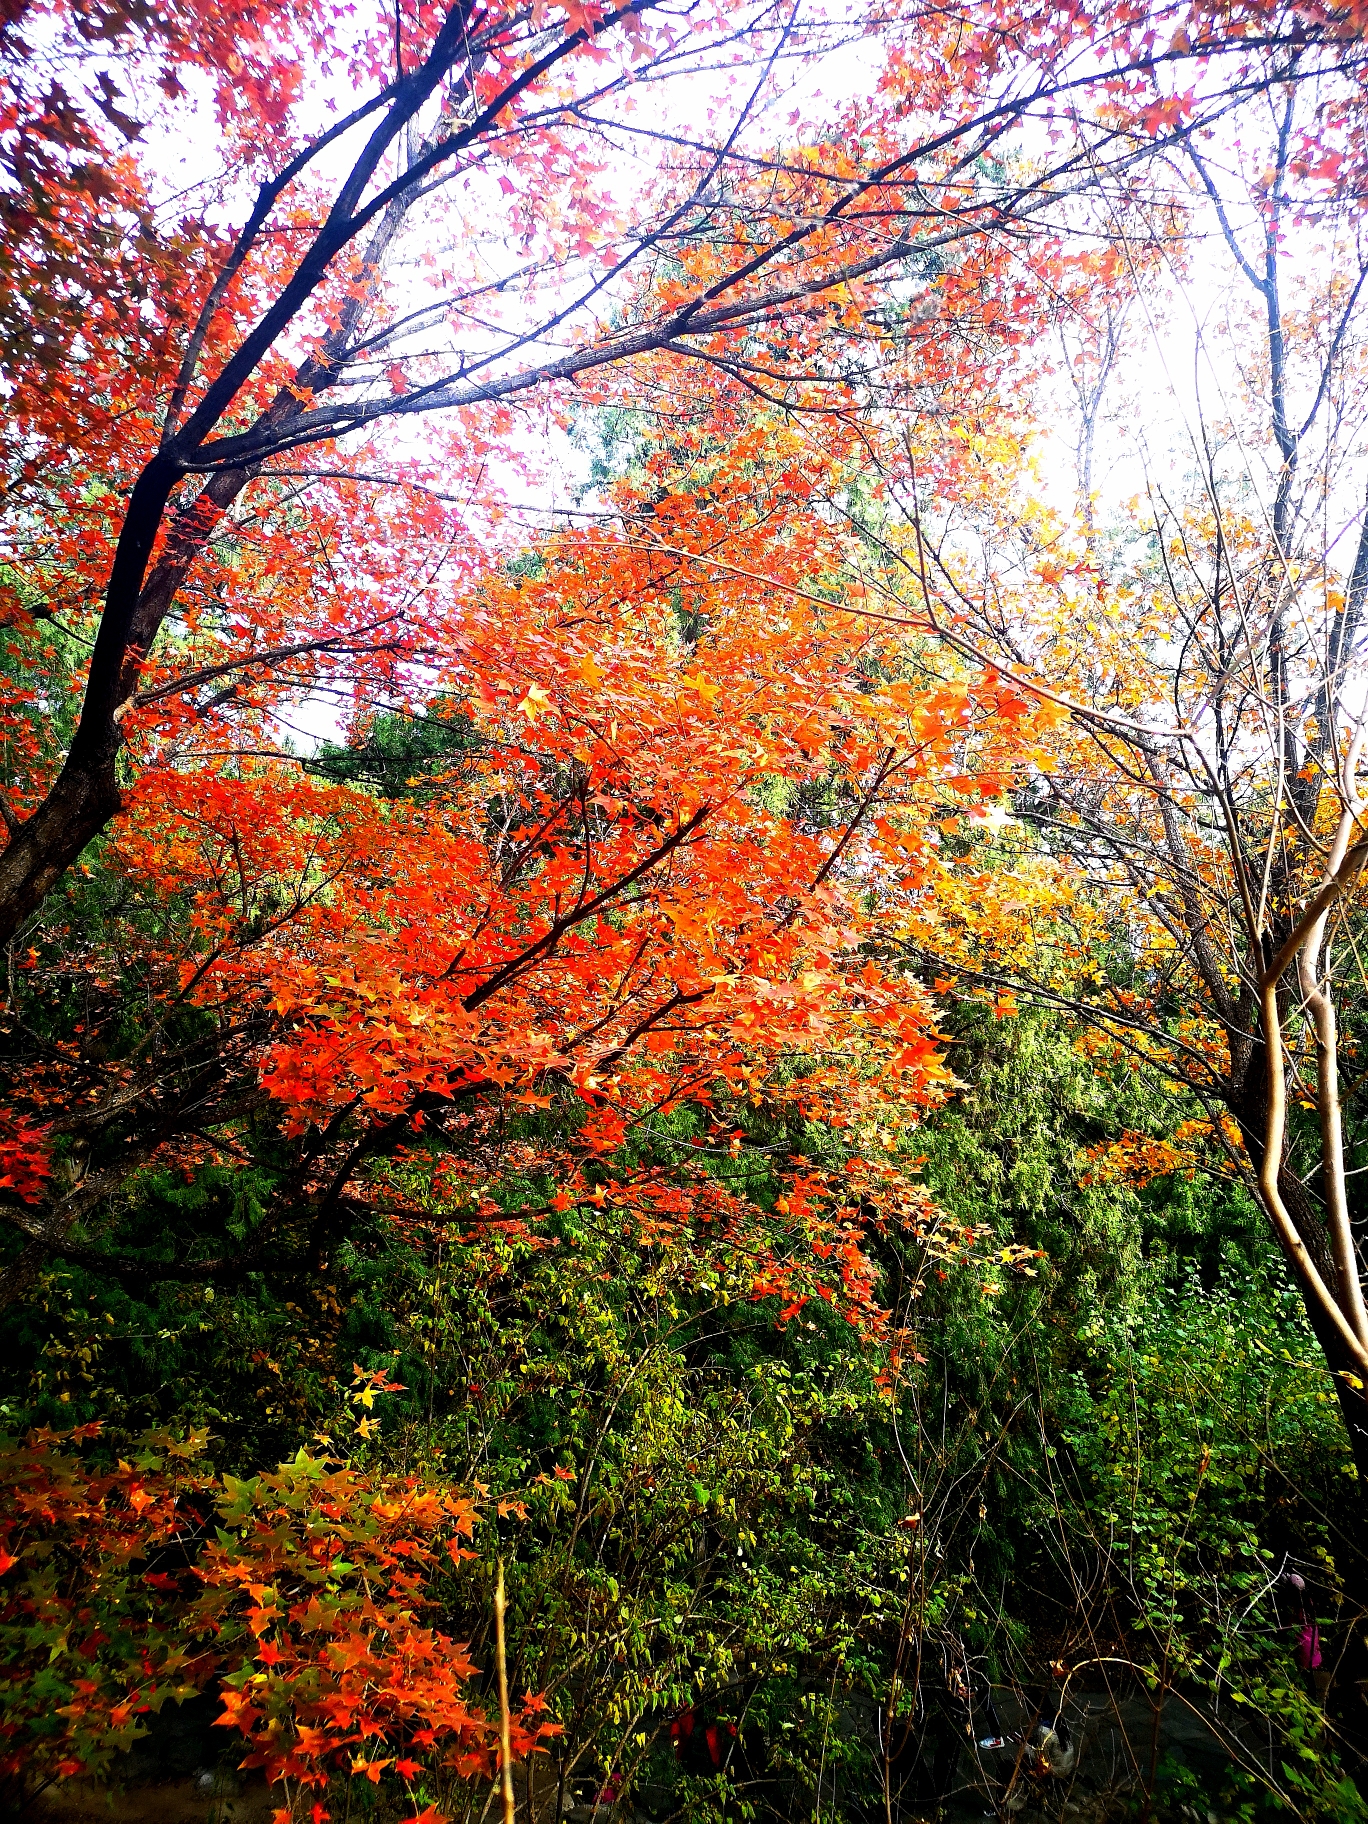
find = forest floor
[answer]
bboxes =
[21,1684,1240,1823]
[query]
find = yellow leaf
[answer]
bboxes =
[680,669,720,706]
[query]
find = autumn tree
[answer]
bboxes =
[5,0,1367,923]
[827,60,1368,1487]
[5,0,1353,1301]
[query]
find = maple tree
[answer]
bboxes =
[0,0,1364,1305]
[3,0,1366,926]
[0,1375,562,1816]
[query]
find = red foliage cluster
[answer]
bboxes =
[0,1394,552,1817]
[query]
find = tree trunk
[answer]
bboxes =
[0,748,122,938]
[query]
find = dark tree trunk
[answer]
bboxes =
[0,753,122,938]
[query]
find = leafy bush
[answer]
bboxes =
[0,1379,557,1820]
